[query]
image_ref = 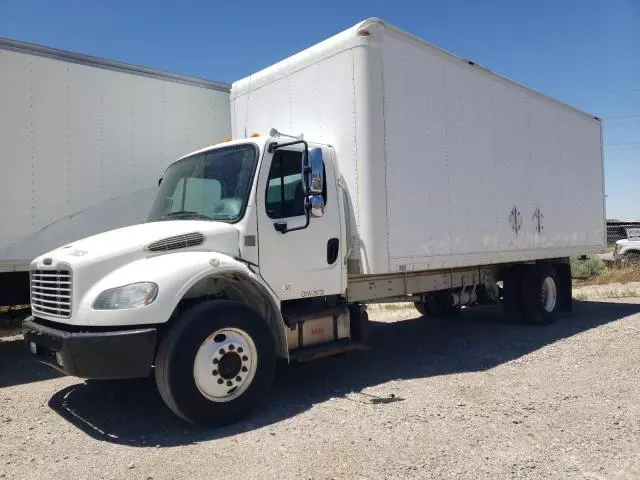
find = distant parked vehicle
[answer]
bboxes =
[614,228,640,264]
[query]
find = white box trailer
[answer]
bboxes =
[0,39,231,305]
[23,19,605,426]
[231,18,606,276]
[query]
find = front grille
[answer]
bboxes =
[31,269,72,318]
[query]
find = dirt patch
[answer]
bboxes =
[573,282,640,301]
[574,265,640,287]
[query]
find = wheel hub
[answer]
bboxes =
[193,328,257,403]
[541,276,558,313]
[218,352,242,380]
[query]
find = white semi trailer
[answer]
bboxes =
[23,19,605,426]
[0,38,231,306]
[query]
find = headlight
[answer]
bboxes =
[93,282,158,310]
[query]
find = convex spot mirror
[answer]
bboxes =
[307,195,325,218]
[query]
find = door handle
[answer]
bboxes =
[327,238,339,264]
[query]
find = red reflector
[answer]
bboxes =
[311,328,324,335]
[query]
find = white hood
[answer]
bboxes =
[33,220,240,269]
[29,220,242,326]
[617,238,640,248]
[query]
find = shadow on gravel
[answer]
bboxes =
[0,338,63,388]
[0,310,63,388]
[36,299,640,447]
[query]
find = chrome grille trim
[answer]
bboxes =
[146,232,205,252]
[31,268,72,318]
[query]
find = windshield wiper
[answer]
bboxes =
[164,211,212,220]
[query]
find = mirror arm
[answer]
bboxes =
[268,140,310,193]
[268,139,308,154]
[268,139,312,234]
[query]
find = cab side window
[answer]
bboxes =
[265,149,328,219]
[266,150,306,219]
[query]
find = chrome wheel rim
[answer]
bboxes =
[193,328,257,403]
[541,277,557,313]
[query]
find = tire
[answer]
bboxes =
[413,301,427,316]
[348,304,370,345]
[624,251,640,265]
[155,300,276,426]
[521,264,559,325]
[502,265,526,322]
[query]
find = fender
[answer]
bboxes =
[619,246,640,256]
[77,251,288,358]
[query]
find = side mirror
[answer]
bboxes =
[306,148,324,195]
[307,195,325,218]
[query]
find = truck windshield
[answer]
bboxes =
[147,144,257,223]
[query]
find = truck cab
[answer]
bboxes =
[147,134,347,303]
[24,134,359,426]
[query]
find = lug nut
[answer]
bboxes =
[228,345,235,351]
[219,349,225,355]
[236,376,241,382]
[226,380,233,387]
[242,355,248,362]
[212,370,218,376]
[212,358,219,364]
[241,366,248,373]
[237,347,243,353]
[217,379,223,385]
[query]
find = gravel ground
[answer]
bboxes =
[1,299,640,480]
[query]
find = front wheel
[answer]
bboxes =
[155,300,276,426]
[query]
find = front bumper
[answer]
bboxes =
[23,316,157,379]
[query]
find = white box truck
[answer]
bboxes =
[0,38,231,306]
[23,18,605,426]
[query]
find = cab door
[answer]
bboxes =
[256,145,342,301]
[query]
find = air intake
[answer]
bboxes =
[146,232,205,252]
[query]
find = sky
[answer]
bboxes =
[1,0,638,219]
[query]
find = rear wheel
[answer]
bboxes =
[348,304,370,345]
[502,265,526,322]
[521,264,559,325]
[155,300,276,426]
[413,301,427,317]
